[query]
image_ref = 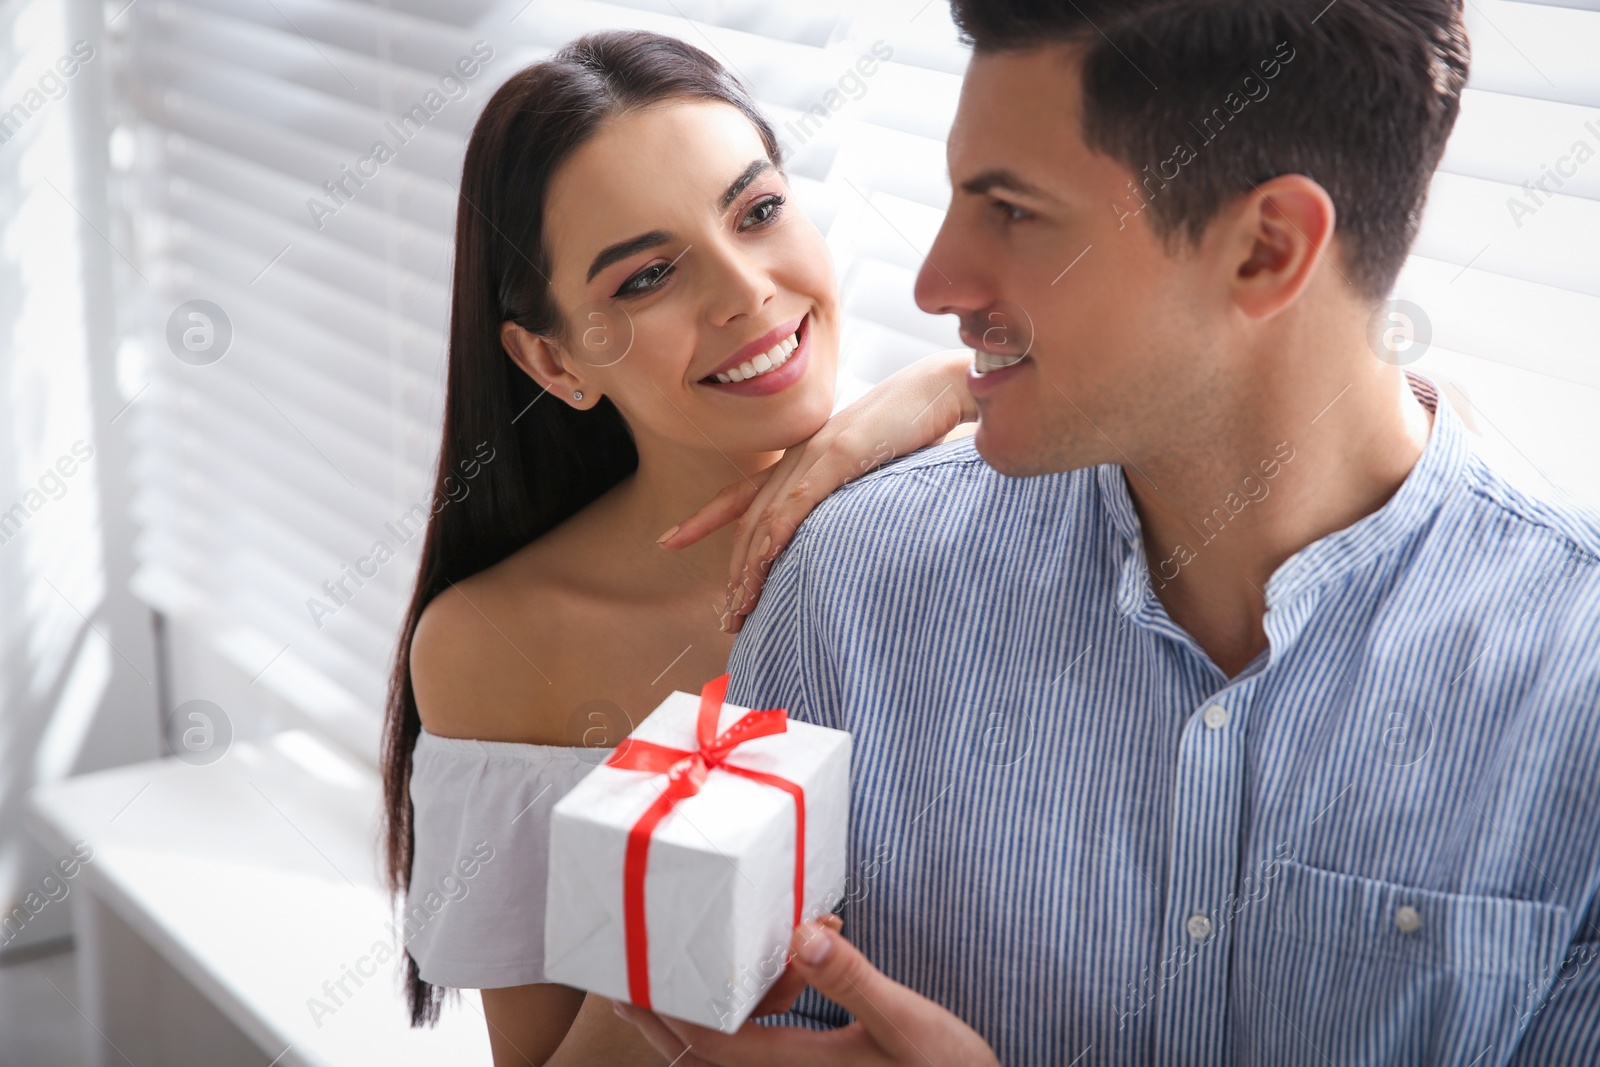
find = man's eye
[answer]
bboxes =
[615,262,673,298]
[739,194,786,231]
[992,199,1031,222]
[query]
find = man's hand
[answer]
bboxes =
[612,920,1000,1066]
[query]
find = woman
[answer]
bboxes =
[380,29,976,1066]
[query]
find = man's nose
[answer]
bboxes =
[914,213,990,324]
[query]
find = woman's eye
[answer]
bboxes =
[610,197,783,298]
[615,261,673,298]
[739,194,785,231]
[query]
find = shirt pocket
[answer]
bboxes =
[1233,859,1568,1067]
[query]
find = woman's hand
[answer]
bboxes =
[659,349,976,633]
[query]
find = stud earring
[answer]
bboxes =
[572,390,584,401]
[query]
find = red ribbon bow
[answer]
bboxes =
[602,674,806,1009]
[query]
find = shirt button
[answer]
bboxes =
[1186,913,1213,942]
[1395,905,1422,934]
[1202,705,1229,730]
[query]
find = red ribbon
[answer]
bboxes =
[601,674,805,1009]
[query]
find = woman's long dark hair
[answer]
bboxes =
[380,29,782,1027]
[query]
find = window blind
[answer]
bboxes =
[111,0,1600,757]
[112,0,970,758]
[1402,0,1600,508]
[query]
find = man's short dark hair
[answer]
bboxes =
[948,0,1469,302]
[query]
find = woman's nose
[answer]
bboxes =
[704,242,778,325]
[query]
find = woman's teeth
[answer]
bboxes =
[713,331,799,383]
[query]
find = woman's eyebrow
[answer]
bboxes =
[587,229,674,283]
[719,159,772,210]
[584,160,773,284]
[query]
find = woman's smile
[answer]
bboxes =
[696,311,813,397]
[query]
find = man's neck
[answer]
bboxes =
[1126,364,1433,678]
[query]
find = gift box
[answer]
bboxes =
[544,674,850,1033]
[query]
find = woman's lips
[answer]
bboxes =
[701,313,808,381]
[698,314,812,397]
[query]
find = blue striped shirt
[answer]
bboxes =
[728,374,1600,1066]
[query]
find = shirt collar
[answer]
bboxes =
[1097,370,1467,626]
[1263,371,1464,609]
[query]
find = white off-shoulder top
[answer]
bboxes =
[404,728,611,989]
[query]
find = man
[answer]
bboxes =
[617,1,1600,1063]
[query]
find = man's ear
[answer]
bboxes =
[1230,175,1337,320]
[499,320,598,409]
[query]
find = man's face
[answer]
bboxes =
[915,44,1230,478]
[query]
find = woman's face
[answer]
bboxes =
[536,100,840,456]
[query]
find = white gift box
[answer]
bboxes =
[544,680,850,1033]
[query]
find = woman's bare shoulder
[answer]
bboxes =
[409,547,579,746]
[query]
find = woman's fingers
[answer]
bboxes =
[723,447,813,624]
[726,528,782,626]
[717,351,975,616]
[661,472,769,550]
[725,514,786,627]
[737,478,824,603]
[728,444,865,625]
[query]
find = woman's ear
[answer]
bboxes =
[499,320,599,409]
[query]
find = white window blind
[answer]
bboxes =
[111,0,1600,757]
[1402,0,1600,509]
[110,0,969,759]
